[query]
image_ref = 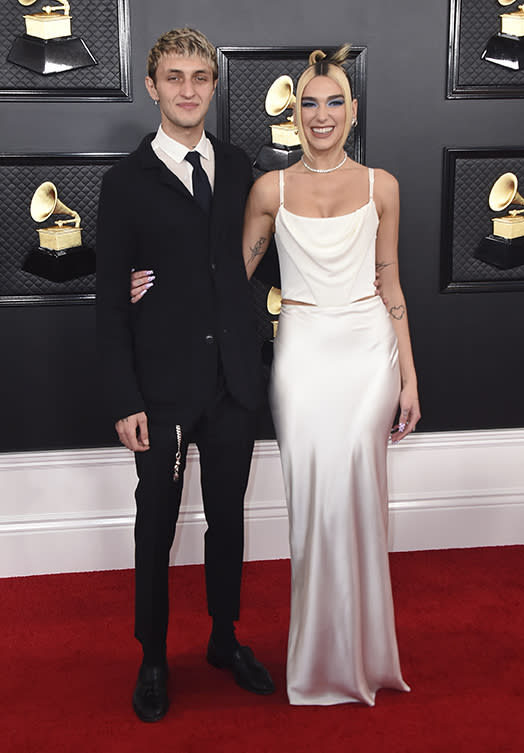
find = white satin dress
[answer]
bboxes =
[271,168,410,706]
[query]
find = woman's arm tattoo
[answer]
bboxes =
[389,304,406,320]
[375,261,394,271]
[247,236,267,266]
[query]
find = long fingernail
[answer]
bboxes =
[147,275,155,282]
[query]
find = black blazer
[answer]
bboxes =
[96,133,261,428]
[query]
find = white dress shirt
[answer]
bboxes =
[151,126,215,195]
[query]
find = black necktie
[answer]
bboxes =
[185,151,212,213]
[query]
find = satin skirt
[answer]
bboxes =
[270,296,410,706]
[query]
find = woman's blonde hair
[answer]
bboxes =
[294,45,354,162]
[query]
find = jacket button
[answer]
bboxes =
[204,334,215,344]
[210,262,216,271]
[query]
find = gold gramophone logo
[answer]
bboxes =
[254,73,303,172]
[8,0,97,75]
[20,0,73,39]
[266,285,281,341]
[488,172,524,238]
[475,171,524,270]
[23,180,95,282]
[265,75,300,148]
[482,1,524,70]
[30,181,82,251]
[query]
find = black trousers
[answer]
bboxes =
[133,389,255,659]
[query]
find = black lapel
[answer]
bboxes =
[136,133,195,204]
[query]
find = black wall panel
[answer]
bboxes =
[1,0,523,452]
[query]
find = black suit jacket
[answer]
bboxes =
[96,132,261,428]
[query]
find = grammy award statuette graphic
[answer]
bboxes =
[254,74,303,172]
[23,181,95,282]
[482,1,524,70]
[475,172,524,269]
[7,0,97,75]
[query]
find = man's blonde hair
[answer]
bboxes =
[147,27,218,82]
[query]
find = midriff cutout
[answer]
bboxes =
[281,294,375,307]
[281,298,316,306]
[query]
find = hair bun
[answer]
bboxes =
[308,44,352,68]
[308,49,327,65]
[330,43,352,66]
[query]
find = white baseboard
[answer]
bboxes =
[1,429,523,577]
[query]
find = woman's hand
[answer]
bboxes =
[130,269,155,303]
[391,383,421,443]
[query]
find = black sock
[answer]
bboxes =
[141,644,167,667]
[211,619,238,657]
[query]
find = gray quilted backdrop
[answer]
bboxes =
[0,155,122,297]
[0,0,128,97]
[450,0,524,95]
[443,149,524,286]
[1,0,523,449]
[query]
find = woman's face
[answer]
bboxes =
[300,75,355,154]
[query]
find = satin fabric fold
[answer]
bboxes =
[271,297,410,705]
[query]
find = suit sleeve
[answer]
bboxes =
[240,147,254,193]
[96,167,146,424]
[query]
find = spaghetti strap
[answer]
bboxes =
[279,170,285,207]
[368,168,374,201]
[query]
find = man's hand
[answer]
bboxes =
[115,411,150,452]
[374,265,390,308]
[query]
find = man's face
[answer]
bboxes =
[145,53,217,141]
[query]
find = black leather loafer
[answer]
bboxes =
[207,638,275,695]
[132,662,169,722]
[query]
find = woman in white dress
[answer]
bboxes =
[242,46,420,705]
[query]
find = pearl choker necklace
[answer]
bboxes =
[302,153,347,174]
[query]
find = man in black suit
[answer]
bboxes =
[96,27,274,723]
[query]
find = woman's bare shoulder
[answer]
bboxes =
[249,169,280,212]
[372,168,399,213]
[252,169,280,194]
[373,167,399,193]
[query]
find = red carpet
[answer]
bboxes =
[2,547,523,753]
